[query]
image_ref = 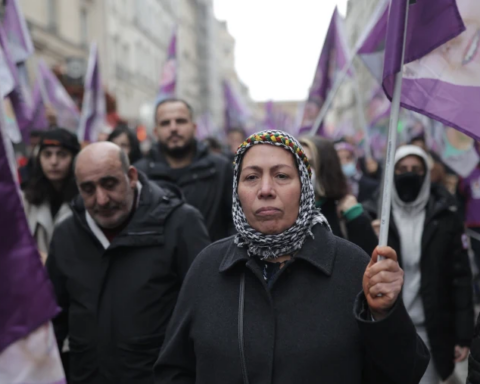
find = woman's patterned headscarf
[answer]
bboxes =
[233,130,330,259]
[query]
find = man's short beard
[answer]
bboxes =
[159,137,196,159]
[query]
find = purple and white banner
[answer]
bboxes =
[78,43,106,142]
[0,24,31,142]
[357,0,389,83]
[196,112,214,140]
[0,96,65,383]
[3,0,34,64]
[301,7,352,133]
[30,60,80,132]
[157,28,177,102]
[264,101,294,133]
[383,0,480,141]
[223,80,250,132]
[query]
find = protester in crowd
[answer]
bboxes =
[359,155,383,180]
[409,134,448,186]
[46,142,210,383]
[300,136,377,255]
[22,128,80,263]
[135,98,234,241]
[226,127,246,155]
[107,123,143,164]
[154,130,429,384]
[203,136,225,155]
[19,129,44,188]
[335,141,379,202]
[340,135,383,180]
[367,145,473,384]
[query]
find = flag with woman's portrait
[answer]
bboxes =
[383,0,480,141]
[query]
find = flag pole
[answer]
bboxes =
[378,0,411,249]
[309,60,353,136]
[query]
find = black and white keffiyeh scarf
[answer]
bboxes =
[232,130,330,259]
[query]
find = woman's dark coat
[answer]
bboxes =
[154,225,429,384]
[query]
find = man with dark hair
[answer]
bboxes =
[46,141,210,383]
[135,98,235,241]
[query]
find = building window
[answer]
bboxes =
[80,8,88,46]
[47,0,57,31]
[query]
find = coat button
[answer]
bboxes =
[193,174,198,180]
[149,162,155,168]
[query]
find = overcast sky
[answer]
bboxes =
[213,0,349,102]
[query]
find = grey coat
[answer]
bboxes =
[154,225,430,384]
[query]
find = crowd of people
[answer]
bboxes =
[16,97,480,384]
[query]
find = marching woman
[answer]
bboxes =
[22,128,80,263]
[154,130,429,384]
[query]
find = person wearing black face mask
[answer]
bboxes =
[387,145,473,384]
[394,171,425,203]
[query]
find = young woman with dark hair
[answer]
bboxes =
[107,124,143,164]
[22,128,80,262]
[300,136,378,256]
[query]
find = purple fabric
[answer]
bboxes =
[368,85,391,128]
[264,101,276,130]
[196,112,214,140]
[3,0,34,64]
[264,102,294,133]
[382,0,480,140]
[30,60,80,132]
[358,4,388,54]
[157,29,177,101]
[0,25,31,141]
[334,141,355,154]
[459,166,480,227]
[78,44,106,142]
[301,8,351,131]
[0,121,59,354]
[223,81,249,132]
[357,2,388,82]
[29,78,49,131]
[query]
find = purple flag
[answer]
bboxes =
[157,29,177,101]
[78,43,106,142]
[264,101,277,130]
[357,0,389,82]
[382,0,480,141]
[0,42,21,144]
[30,60,80,131]
[3,0,34,64]
[196,112,214,140]
[0,24,32,141]
[0,101,64,382]
[301,7,351,130]
[223,80,249,132]
[367,85,391,129]
[264,101,294,133]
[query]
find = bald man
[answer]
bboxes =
[46,142,210,384]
